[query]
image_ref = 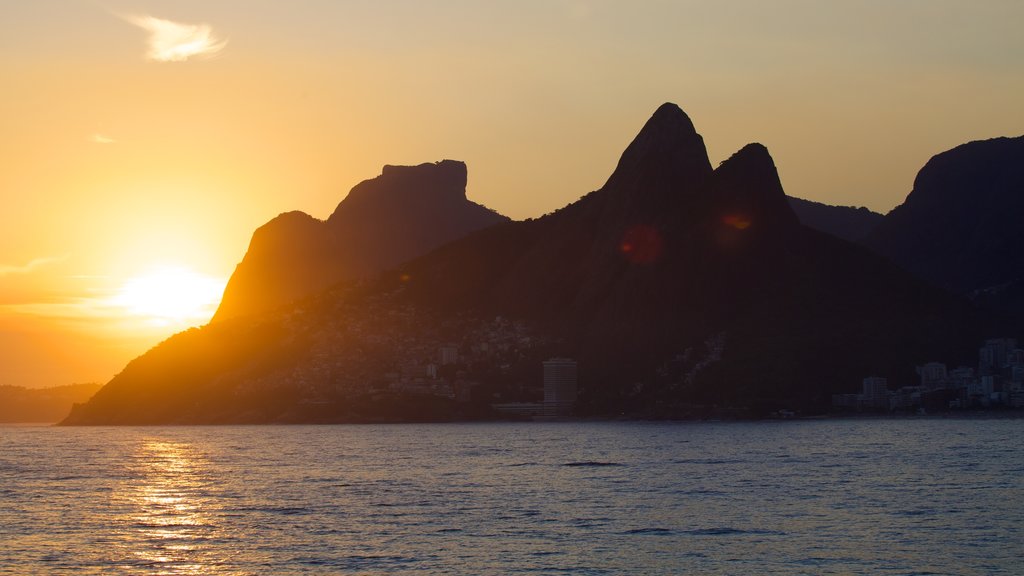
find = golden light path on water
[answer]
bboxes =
[115,440,233,575]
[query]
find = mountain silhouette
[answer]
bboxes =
[786,196,882,242]
[214,160,508,321]
[397,104,982,412]
[62,104,987,424]
[864,136,1024,321]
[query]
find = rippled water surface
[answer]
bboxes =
[2,420,1023,575]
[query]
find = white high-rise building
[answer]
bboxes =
[979,338,1018,374]
[439,345,459,366]
[543,358,578,409]
[861,376,889,409]
[916,362,948,390]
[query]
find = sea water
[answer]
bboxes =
[1,420,1022,575]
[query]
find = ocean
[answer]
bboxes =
[1,420,1022,575]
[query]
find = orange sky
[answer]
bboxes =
[2,1,1023,387]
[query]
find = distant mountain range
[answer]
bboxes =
[214,160,508,321]
[786,197,882,242]
[0,384,102,423]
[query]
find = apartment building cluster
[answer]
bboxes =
[833,338,1024,412]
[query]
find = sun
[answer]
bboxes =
[110,266,226,326]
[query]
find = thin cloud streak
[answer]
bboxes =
[124,15,228,62]
[0,256,67,277]
[91,133,115,144]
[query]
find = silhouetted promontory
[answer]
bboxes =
[63,104,992,425]
[865,136,1024,321]
[214,160,508,321]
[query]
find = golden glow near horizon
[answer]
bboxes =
[1,1,1023,387]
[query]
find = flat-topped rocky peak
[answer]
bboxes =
[335,160,470,215]
[213,159,507,322]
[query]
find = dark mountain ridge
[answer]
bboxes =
[397,106,983,411]
[62,103,990,424]
[865,136,1024,320]
[786,196,883,242]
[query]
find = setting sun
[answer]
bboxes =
[110,266,225,326]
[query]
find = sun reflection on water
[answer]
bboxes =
[115,439,232,575]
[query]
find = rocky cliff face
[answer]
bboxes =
[213,160,508,321]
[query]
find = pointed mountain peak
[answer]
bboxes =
[722,143,775,174]
[648,102,699,134]
[711,143,799,230]
[606,103,710,185]
[594,103,713,220]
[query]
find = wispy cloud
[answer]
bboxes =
[0,256,67,277]
[91,133,116,144]
[124,15,228,62]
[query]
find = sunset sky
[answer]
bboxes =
[2,0,1023,388]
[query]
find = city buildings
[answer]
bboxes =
[833,337,1024,412]
[493,358,579,419]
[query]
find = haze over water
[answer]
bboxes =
[2,420,1022,575]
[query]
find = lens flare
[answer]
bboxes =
[619,225,663,265]
[722,215,752,230]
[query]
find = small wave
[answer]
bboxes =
[623,527,673,535]
[685,527,781,536]
[894,509,935,517]
[230,505,311,516]
[622,527,781,537]
[672,458,745,465]
[131,521,211,530]
[562,461,624,467]
[686,527,748,536]
[674,488,726,496]
[294,554,420,568]
[272,507,312,516]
